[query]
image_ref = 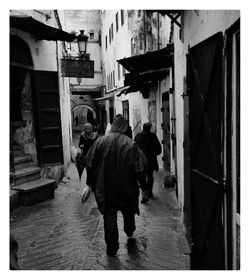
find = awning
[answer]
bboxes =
[93,93,114,106]
[10,15,76,42]
[117,44,173,73]
[117,82,153,98]
[93,95,114,101]
[124,68,169,86]
[94,86,130,100]
[115,86,131,97]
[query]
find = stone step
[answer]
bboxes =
[14,154,33,170]
[14,167,41,186]
[12,178,56,207]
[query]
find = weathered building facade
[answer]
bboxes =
[170,10,240,269]
[10,10,74,208]
[63,10,103,129]
[10,9,240,270]
[100,9,241,270]
[100,10,173,170]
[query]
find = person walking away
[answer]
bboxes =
[82,114,148,257]
[75,123,98,181]
[134,122,162,198]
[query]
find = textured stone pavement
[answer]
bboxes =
[10,143,190,270]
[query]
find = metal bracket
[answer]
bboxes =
[181,92,189,99]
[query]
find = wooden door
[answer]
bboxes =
[161,92,171,171]
[188,32,225,269]
[33,70,63,165]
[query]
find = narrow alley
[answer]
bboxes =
[10,131,190,270]
[9,9,240,270]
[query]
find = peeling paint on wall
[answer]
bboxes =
[14,72,37,164]
[129,11,170,56]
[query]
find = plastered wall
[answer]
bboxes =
[174,10,240,207]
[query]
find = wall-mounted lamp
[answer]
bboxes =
[77,30,88,58]
[61,30,94,78]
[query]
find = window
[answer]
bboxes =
[122,100,129,123]
[89,30,94,39]
[111,23,114,40]
[121,10,124,25]
[109,106,114,124]
[113,70,115,86]
[116,13,119,32]
[98,30,101,46]
[109,28,111,44]
[118,63,120,80]
[110,73,113,89]
[106,76,108,91]
[105,35,107,49]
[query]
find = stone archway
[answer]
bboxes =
[72,104,97,127]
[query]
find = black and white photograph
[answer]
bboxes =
[6,2,244,274]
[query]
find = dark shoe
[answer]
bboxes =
[126,231,134,238]
[106,244,119,257]
[148,192,153,198]
[106,249,118,257]
[141,190,149,204]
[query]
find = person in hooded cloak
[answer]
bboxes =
[84,114,148,256]
[76,123,98,180]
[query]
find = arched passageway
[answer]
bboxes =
[72,105,97,126]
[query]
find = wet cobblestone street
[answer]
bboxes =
[10,136,190,270]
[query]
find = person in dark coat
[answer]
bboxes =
[76,123,98,180]
[134,122,162,198]
[84,114,148,257]
[79,123,98,154]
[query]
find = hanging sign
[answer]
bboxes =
[61,59,94,78]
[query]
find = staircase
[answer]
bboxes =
[10,150,56,211]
